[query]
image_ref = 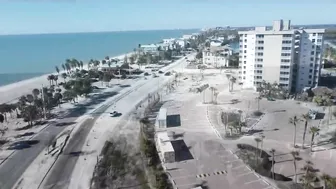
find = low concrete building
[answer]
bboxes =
[156,108,167,128]
[155,132,175,163]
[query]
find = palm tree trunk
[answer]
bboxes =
[294,160,297,183]
[302,122,307,149]
[310,134,315,152]
[293,125,297,147]
[272,154,275,180]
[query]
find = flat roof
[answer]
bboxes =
[158,108,167,120]
[239,28,325,35]
[157,132,174,152]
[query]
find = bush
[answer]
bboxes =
[253,110,263,117]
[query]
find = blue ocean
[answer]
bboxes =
[0,29,198,86]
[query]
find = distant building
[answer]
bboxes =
[140,44,158,54]
[182,34,193,40]
[210,40,222,47]
[163,38,176,44]
[238,20,325,92]
[202,46,232,68]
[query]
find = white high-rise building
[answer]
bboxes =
[238,20,325,92]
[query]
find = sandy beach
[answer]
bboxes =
[0,52,133,104]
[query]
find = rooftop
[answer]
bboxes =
[156,131,174,153]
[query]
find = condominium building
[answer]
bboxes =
[202,46,232,68]
[238,20,325,92]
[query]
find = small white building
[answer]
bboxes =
[163,38,176,44]
[175,39,186,48]
[202,46,232,68]
[156,132,175,163]
[156,108,167,128]
[182,34,193,40]
[210,40,222,47]
[140,44,158,53]
[157,43,170,51]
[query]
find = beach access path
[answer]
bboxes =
[42,54,193,189]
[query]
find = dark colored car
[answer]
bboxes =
[164,72,171,76]
[158,71,163,74]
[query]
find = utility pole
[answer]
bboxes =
[41,84,47,120]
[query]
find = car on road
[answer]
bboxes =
[110,111,122,117]
[164,72,171,76]
[158,70,163,74]
[308,109,318,120]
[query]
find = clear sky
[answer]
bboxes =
[0,0,335,35]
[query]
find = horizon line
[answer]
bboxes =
[0,28,201,37]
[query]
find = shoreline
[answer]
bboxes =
[0,52,133,104]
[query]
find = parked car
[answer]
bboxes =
[110,111,122,117]
[144,72,150,76]
[308,109,318,120]
[158,70,164,74]
[164,72,171,76]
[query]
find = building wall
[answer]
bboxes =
[262,35,282,84]
[239,20,325,93]
[203,51,229,67]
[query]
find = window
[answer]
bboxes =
[318,33,323,37]
[257,41,264,44]
[256,58,263,62]
[244,61,246,64]
[280,77,289,81]
[257,47,264,50]
[244,34,247,37]
[313,33,316,36]
[317,39,322,42]
[308,81,312,85]
[243,66,246,69]
[283,34,292,38]
[244,56,246,58]
[279,83,289,87]
[243,71,246,74]
[256,35,264,38]
[239,34,243,37]
[244,50,247,53]
[312,39,316,43]
[281,65,290,69]
[257,52,263,56]
[281,59,290,63]
[244,45,247,48]
[309,75,312,79]
[244,39,247,42]
[282,40,292,44]
[310,57,314,61]
[256,64,263,68]
[281,53,291,56]
[255,76,262,79]
[310,63,313,67]
[255,70,262,74]
[309,69,313,73]
[282,47,291,50]
[280,71,290,75]
[243,76,245,79]
[311,51,314,55]
[312,45,315,48]
[239,45,242,48]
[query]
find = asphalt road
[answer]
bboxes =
[0,86,127,189]
[0,54,193,189]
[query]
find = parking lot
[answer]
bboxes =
[159,86,276,189]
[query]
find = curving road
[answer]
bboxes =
[42,54,193,189]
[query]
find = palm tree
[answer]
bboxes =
[309,126,320,152]
[209,87,216,103]
[47,75,54,86]
[61,73,67,83]
[32,88,40,99]
[270,149,276,180]
[226,74,231,91]
[301,113,310,149]
[79,61,84,69]
[54,75,58,85]
[254,137,262,166]
[55,66,60,75]
[291,151,299,184]
[62,64,66,72]
[289,115,300,148]
[229,76,237,92]
[300,160,316,189]
[260,135,265,150]
[321,173,336,189]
